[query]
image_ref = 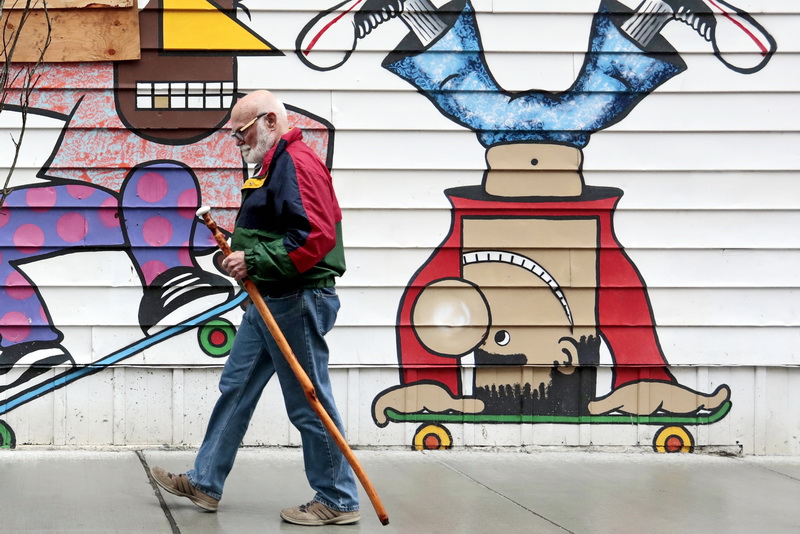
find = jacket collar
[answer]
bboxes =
[255,128,302,175]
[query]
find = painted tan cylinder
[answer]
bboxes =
[483,143,584,197]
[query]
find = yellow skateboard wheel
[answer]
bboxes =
[653,425,694,453]
[413,424,453,450]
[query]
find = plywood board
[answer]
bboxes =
[1,7,139,62]
[2,0,132,8]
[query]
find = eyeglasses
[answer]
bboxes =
[231,112,267,141]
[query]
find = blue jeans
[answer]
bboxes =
[186,287,359,512]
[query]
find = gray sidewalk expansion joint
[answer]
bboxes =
[740,457,800,483]
[137,450,182,534]
[432,455,575,534]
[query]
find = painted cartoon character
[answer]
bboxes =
[0,0,333,408]
[297,0,775,435]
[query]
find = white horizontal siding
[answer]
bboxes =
[1,1,798,452]
[30,324,800,370]
[28,285,800,328]
[25,247,800,289]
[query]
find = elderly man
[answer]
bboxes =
[151,90,360,526]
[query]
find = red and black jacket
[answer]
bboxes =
[231,128,345,295]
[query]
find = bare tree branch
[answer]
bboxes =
[1,0,52,207]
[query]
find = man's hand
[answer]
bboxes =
[221,251,248,281]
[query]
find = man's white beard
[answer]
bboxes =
[241,121,273,165]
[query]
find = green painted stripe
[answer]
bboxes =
[384,401,731,426]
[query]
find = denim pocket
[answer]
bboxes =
[265,289,303,324]
[314,287,339,335]
[267,289,303,301]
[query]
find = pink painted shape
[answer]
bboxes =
[26,187,57,212]
[56,212,89,243]
[177,188,199,219]
[137,171,169,203]
[99,196,121,228]
[67,184,96,200]
[14,224,45,253]
[0,311,31,343]
[179,241,193,267]
[142,216,173,247]
[141,260,168,285]
[6,271,35,300]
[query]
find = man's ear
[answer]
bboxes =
[264,112,278,129]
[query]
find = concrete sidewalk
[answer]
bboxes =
[2,448,800,534]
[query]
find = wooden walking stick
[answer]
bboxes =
[196,207,389,526]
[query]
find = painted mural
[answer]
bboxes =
[295,0,776,450]
[0,0,334,446]
[0,1,784,451]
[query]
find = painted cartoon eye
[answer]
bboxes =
[494,330,511,346]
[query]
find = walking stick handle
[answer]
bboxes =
[196,207,389,526]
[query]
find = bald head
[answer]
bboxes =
[232,90,289,134]
[231,90,290,164]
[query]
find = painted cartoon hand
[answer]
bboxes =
[587,381,731,416]
[372,383,485,427]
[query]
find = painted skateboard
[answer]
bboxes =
[0,291,247,447]
[382,401,733,453]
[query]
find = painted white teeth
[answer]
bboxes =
[135,81,236,110]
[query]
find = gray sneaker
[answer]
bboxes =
[280,500,361,526]
[151,466,219,512]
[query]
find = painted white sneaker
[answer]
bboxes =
[665,0,776,73]
[297,0,405,71]
[138,266,233,334]
[0,342,75,399]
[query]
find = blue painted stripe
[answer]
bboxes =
[0,292,246,415]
